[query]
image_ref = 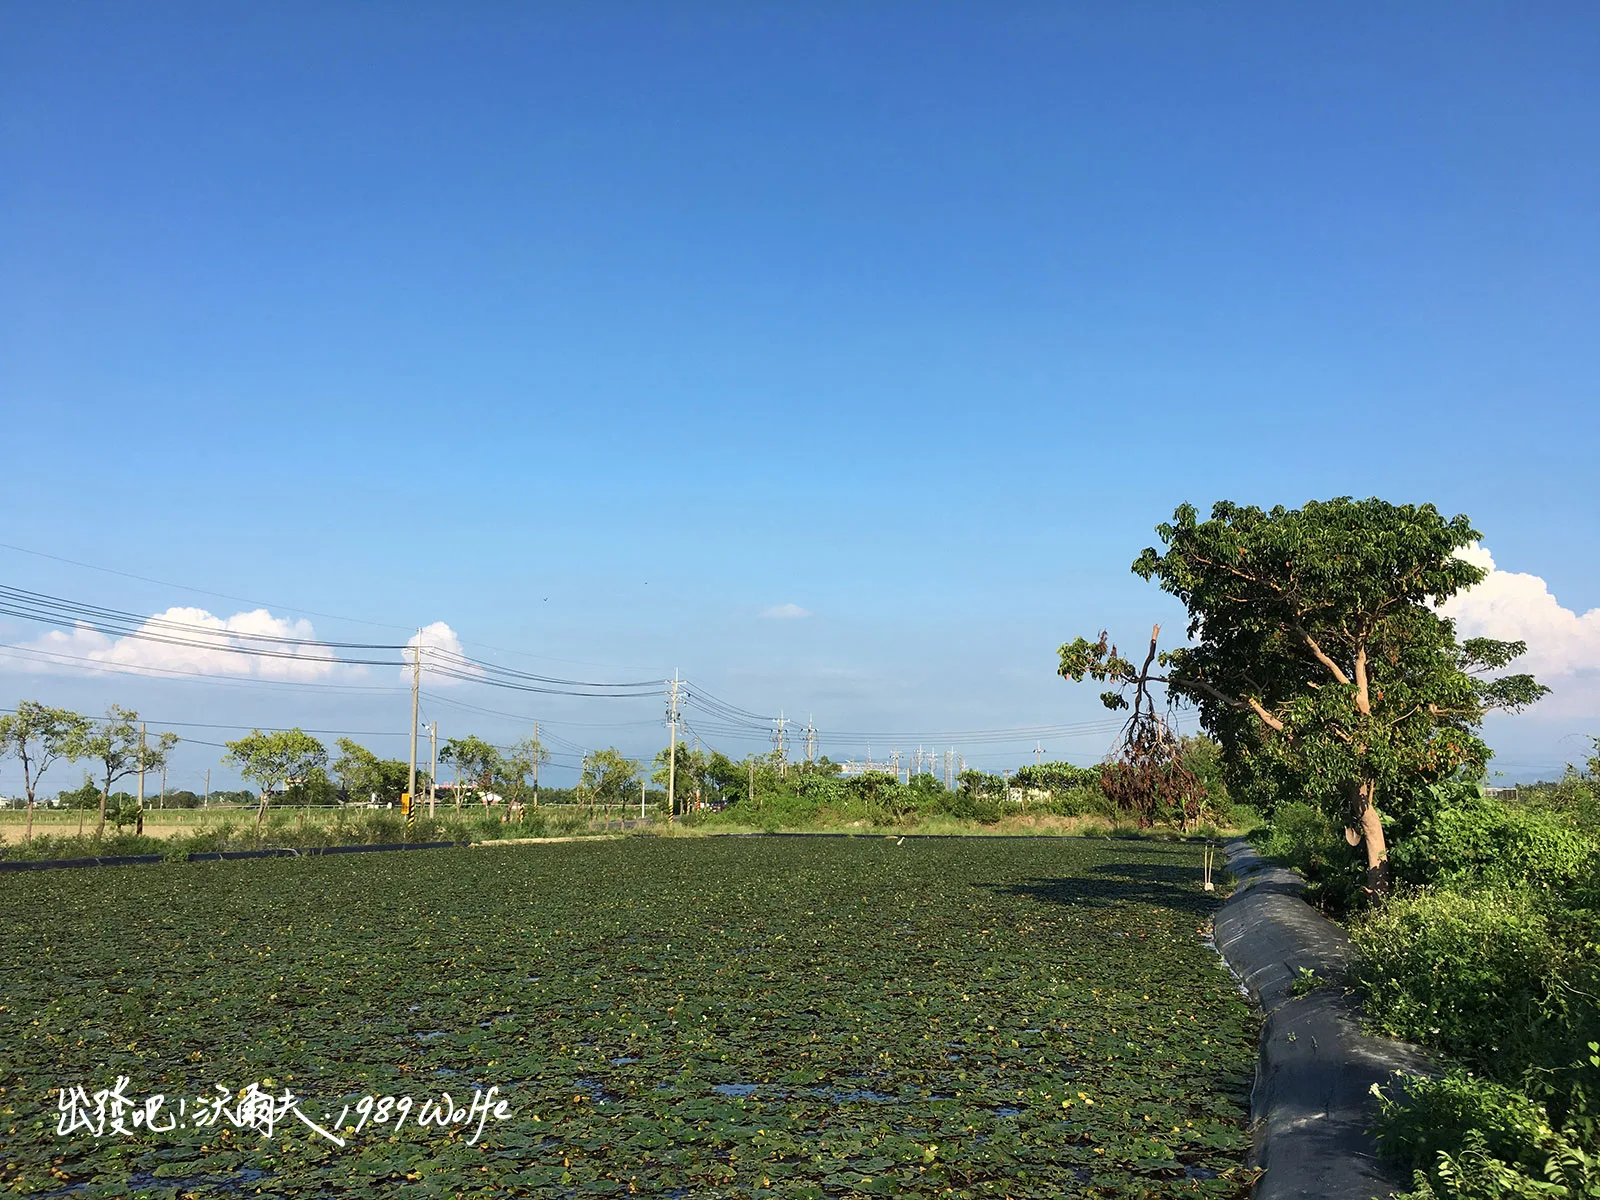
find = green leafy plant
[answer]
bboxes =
[1375,1062,1600,1199]
[1290,967,1322,997]
[1351,887,1579,1077]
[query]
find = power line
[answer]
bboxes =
[1,581,668,698]
[0,643,407,693]
[0,541,415,634]
[0,539,670,674]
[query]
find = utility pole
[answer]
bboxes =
[160,763,167,810]
[1035,741,1043,766]
[748,758,755,809]
[136,722,146,835]
[666,673,679,819]
[204,768,210,808]
[892,749,901,784]
[407,636,420,833]
[692,733,701,812]
[532,720,540,809]
[428,721,438,817]
[773,712,788,775]
[640,776,646,820]
[805,716,816,766]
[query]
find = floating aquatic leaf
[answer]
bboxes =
[0,837,1256,1197]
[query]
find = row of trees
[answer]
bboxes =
[0,704,179,840]
[219,729,657,825]
[0,705,648,837]
[8,696,1232,842]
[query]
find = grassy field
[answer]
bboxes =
[0,804,642,846]
[0,836,1257,1198]
[0,806,265,842]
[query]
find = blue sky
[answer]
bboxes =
[3,3,1597,793]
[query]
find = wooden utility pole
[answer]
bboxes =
[666,673,679,818]
[748,758,754,810]
[136,722,146,835]
[428,721,438,817]
[407,637,420,834]
[204,768,210,807]
[532,721,540,808]
[640,776,646,820]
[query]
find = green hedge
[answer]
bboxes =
[1351,886,1586,1077]
[1389,792,1598,894]
[1375,1064,1600,1199]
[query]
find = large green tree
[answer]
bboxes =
[652,742,707,814]
[223,728,329,826]
[0,702,91,842]
[581,747,641,809]
[332,738,413,805]
[70,706,179,838]
[1059,498,1546,892]
[439,735,502,809]
[499,736,550,809]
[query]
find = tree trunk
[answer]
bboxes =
[23,797,35,842]
[96,784,109,838]
[1350,779,1390,897]
[256,789,270,827]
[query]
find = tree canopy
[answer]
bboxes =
[440,735,502,798]
[332,738,414,805]
[1059,498,1546,891]
[70,706,179,837]
[223,728,329,825]
[581,747,640,807]
[0,701,91,840]
[499,736,551,806]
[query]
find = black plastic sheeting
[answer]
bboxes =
[0,841,462,873]
[1215,840,1435,1200]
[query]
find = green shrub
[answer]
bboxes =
[1376,1070,1561,1180]
[1258,801,1366,912]
[1351,886,1579,1077]
[0,830,168,861]
[1050,783,1117,819]
[1375,1063,1600,1200]
[1226,803,1266,832]
[1390,790,1599,894]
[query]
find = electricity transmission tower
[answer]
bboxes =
[772,712,788,774]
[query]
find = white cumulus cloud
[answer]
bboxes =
[5,607,346,681]
[1440,545,1600,705]
[404,621,479,685]
[760,603,813,620]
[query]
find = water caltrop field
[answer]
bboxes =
[0,836,1258,1198]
